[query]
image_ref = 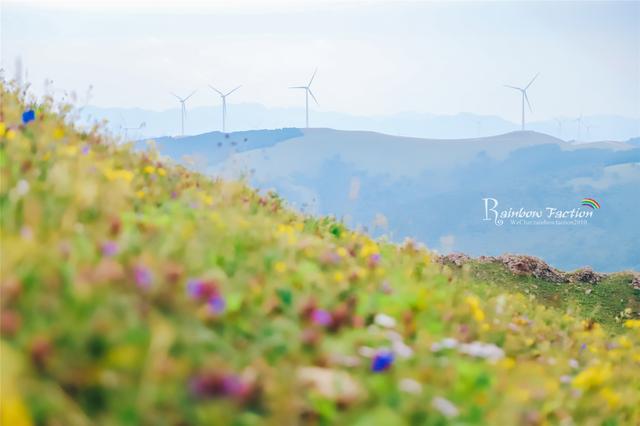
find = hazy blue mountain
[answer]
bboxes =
[82,104,639,142]
[140,128,640,272]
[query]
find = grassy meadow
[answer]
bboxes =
[1,83,639,425]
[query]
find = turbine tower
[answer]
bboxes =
[289,68,318,128]
[209,85,241,133]
[573,114,583,141]
[554,118,565,139]
[171,91,196,137]
[505,73,539,131]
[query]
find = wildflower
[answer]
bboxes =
[53,126,64,139]
[391,339,413,359]
[374,313,396,329]
[101,241,119,257]
[0,122,5,136]
[187,279,219,300]
[431,338,459,352]
[5,129,16,140]
[81,145,90,155]
[572,364,612,390]
[333,271,345,283]
[134,265,152,289]
[209,295,226,314]
[157,167,167,176]
[311,309,332,326]
[465,296,486,322]
[371,350,394,372]
[458,341,505,362]
[599,387,620,409]
[368,253,381,267]
[22,109,35,124]
[144,165,155,174]
[624,319,640,329]
[431,396,459,418]
[399,378,422,394]
[274,261,287,274]
[336,247,349,257]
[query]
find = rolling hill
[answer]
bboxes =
[143,128,640,272]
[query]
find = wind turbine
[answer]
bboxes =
[505,73,539,131]
[171,91,196,137]
[573,114,583,141]
[209,85,241,133]
[554,118,565,139]
[289,68,318,128]
[123,122,146,140]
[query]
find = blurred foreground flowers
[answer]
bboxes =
[1,83,639,425]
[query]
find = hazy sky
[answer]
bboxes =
[2,0,639,122]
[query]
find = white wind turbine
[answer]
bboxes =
[209,85,241,133]
[554,118,565,140]
[573,114,583,141]
[289,68,318,128]
[171,91,196,137]
[505,73,539,131]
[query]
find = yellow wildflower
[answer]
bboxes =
[465,296,485,322]
[624,319,640,329]
[136,190,145,199]
[144,165,155,174]
[572,363,612,390]
[53,127,64,139]
[6,129,16,140]
[599,387,621,409]
[337,247,349,257]
[274,261,287,274]
[0,122,6,136]
[333,271,345,283]
[157,167,166,176]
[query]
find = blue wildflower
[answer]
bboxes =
[371,350,394,372]
[22,109,36,124]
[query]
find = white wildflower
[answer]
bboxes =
[374,313,397,328]
[399,378,422,394]
[432,396,459,418]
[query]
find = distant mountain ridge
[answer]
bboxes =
[83,104,640,142]
[139,128,640,272]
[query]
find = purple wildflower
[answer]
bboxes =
[134,265,152,289]
[81,145,90,155]
[187,279,204,298]
[369,253,381,266]
[22,109,35,124]
[371,350,394,372]
[101,241,119,257]
[209,295,226,314]
[311,309,332,326]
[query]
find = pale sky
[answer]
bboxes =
[1,0,639,122]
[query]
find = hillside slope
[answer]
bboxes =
[144,128,640,271]
[1,85,640,425]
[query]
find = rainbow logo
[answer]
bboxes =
[581,198,601,209]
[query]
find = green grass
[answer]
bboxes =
[463,262,639,332]
[1,83,639,425]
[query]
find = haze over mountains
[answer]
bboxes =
[138,128,640,272]
[83,104,639,142]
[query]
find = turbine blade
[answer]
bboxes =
[525,72,540,90]
[184,90,196,101]
[308,68,317,86]
[209,85,224,96]
[308,89,318,105]
[289,86,306,89]
[225,85,241,96]
[504,85,522,91]
[170,92,182,100]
